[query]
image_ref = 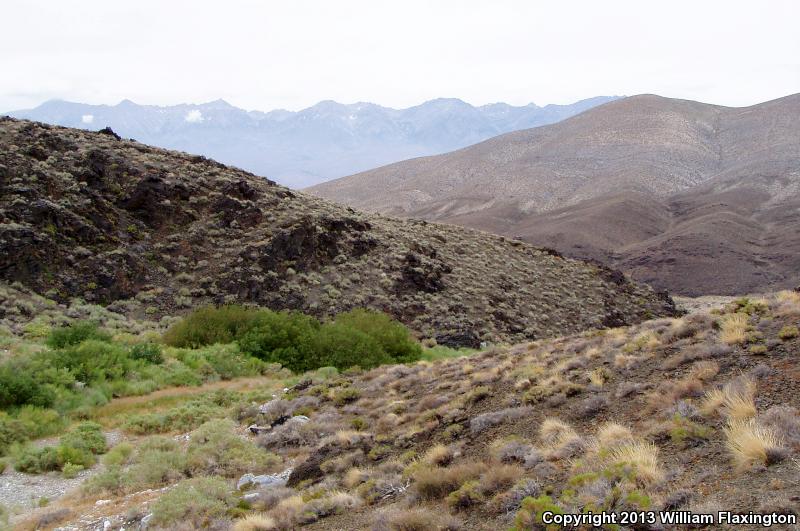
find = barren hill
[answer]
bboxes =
[0,118,677,346]
[309,94,800,295]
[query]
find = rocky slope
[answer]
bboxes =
[0,118,676,346]
[309,94,800,295]
[11,291,800,530]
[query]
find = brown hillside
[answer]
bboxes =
[0,118,677,346]
[309,94,800,295]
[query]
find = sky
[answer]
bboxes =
[1,0,798,113]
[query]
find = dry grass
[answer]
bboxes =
[412,462,486,500]
[724,420,785,471]
[596,422,635,448]
[233,513,277,531]
[719,313,749,345]
[703,378,757,421]
[606,441,664,485]
[374,506,461,531]
[422,444,453,467]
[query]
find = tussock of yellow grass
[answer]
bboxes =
[724,420,784,471]
[607,441,664,485]
[702,378,757,421]
[423,444,453,466]
[596,422,635,448]
[720,313,749,345]
[233,513,277,531]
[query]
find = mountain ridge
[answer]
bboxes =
[5,96,620,188]
[309,93,800,295]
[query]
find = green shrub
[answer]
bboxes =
[46,321,110,349]
[166,305,421,373]
[0,414,30,456]
[82,465,124,495]
[0,359,59,409]
[333,309,422,364]
[61,461,85,479]
[102,442,134,466]
[150,476,237,527]
[130,343,164,364]
[12,445,62,473]
[185,419,280,477]
[60,422,107,454]
[778,325,799,340]
[307,322,392,372]
[124,398,226,434]
[512,495,564,531]
[163,305,260,348]
[51,340,132,383]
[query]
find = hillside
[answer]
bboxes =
[5,96,618,188]
[0,117,677,347]
[308,94,800,295]
[5,290,800,530]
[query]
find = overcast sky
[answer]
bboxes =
[1,0,798,112]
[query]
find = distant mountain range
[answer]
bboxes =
[4,96,618,188]
[309,94,800,296]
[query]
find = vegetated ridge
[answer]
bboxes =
[309,93,800,296]
[0,118,677,347]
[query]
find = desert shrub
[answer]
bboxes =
[470,407,533,434]
[0,358,62,409]
[195,344,267,379]
[124,397,226,434]
[50,340,132,383]
[123,438,187,491]
[0,408,65,455]
[446,480,483,510]
[332,309,422,364]
[130,342,164,364]
[186,419,280,477]
[11,441,95,473]
[102,442,134,466]
[412,462,486,500]
[167,305,420,373]
[150,476,237,527]
[61,461,84,479]
[308,322,393,372]
[46,321,110,349]
[512,495,564,531]
[12,445,62,473]
[778,325,799,340]
[60,422,107,454]
[163,305,261,347]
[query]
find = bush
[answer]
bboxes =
[51,340,132,383]
[130,343,164,364]
[150,476,237,527]
[333,309,422,364]
[62,461,84,479]
[306,323,391,372]
[0,359,59,409]
[166,305,421,373]
[186,419,280,477]
[163,305,261,348]
[237,311,320,371]
[46,321,110,349]
[60,422,107,454]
